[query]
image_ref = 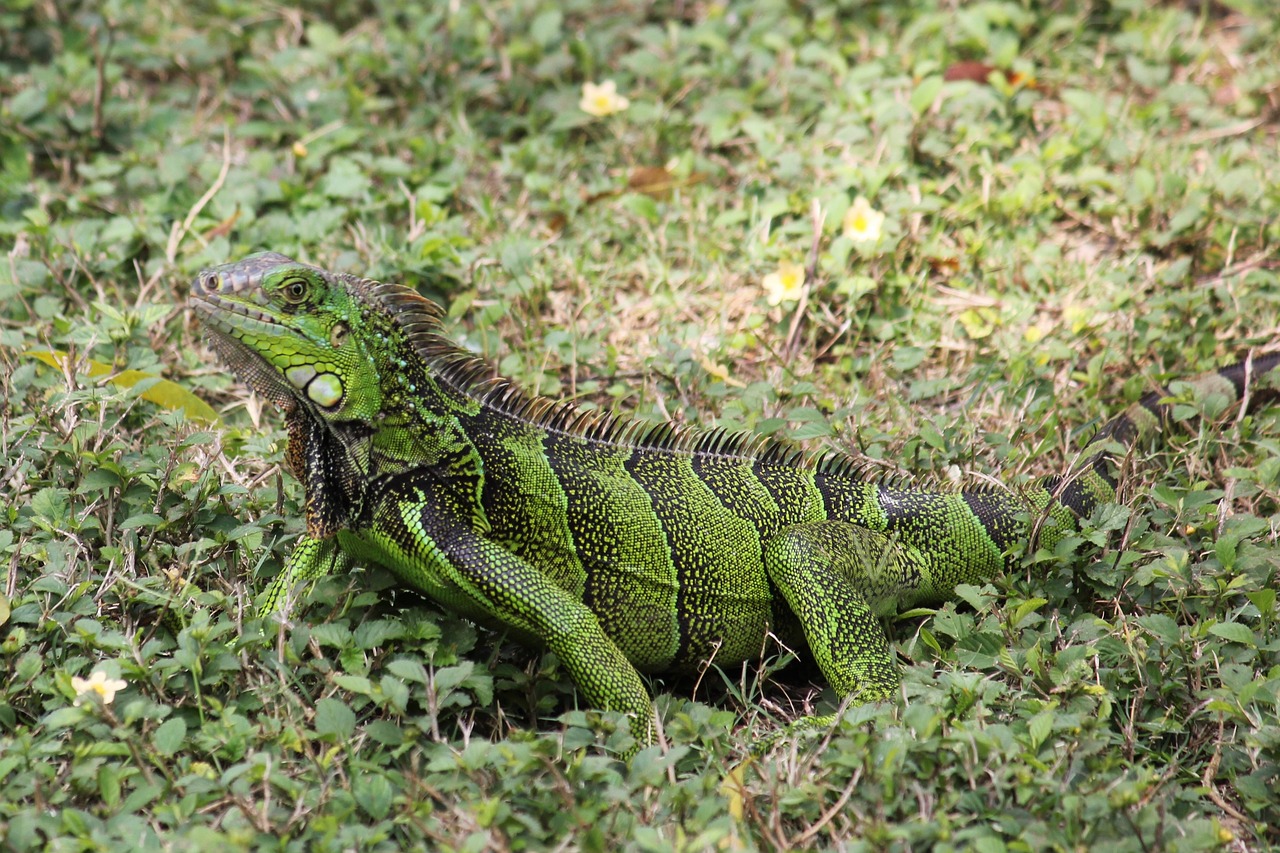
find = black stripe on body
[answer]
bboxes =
[689,454,791,539]
[817,470,1017,602]
[543,432,682,670]
[690,454,807,643]
[353,478,507,633]
[1038,473,1101,518]
[960,490,1025,553]
[814,471,887,531]
[751,459,826,527]
[462,413,586,595]
[875,487,1005,600]
[624,449,773,669]
[1090,353,1280,448]
[1222,353,1280,398]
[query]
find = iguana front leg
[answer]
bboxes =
[260,533,354,616]
[376,495,656,754]
[764,521,929,728]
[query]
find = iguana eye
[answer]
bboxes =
[330,323,348,348]
[282,277,309,304]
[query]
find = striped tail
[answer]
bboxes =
[1087,352,1280,453]
[1033,352,1280,543]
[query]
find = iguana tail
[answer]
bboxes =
[1036,352,1280,536]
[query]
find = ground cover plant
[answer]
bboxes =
[4,0,1280,849]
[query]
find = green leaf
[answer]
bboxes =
[1137,614,1181,645]
[1028,709,1054,750]
[919,419,945,451]
[1165,192,1206,235]
[319,158,371,200]
[911,75,944,114]
[153,717,187,756]
[1208,622,1256,647]
[314,697,356,741]
[1246,589,1276,617]
[309,623,353,648]
[386,658,428,684]
[98,764,122,809]
[957,307,998,339]
[354,619,406,649]
[366,720,404,746]
[333,674,373,695]
[24,350,219,424]
[353,773,395,820]
[30,487,68,526]
[378,675,411,713]
[620,193,660,224]
[118,512,164,531]
[1060,88,1106,122]
[892,347,928,371]
[432,662,475,694]
[43,706,87,729]
[1011,598,1048,628]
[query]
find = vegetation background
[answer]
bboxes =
[4,0,1280,849]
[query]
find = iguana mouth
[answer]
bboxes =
[189,295,299,413]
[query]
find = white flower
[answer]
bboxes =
[842,196,885,243]
[579,80,631,117]
[762,261,806,306]
[72,670,127,706]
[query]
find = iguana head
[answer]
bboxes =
[190,252,389,422]
[192,253,491,532]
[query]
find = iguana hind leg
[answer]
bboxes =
[763,521,929,712]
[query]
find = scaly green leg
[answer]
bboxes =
[390,499,656,754]
[763,521,927,737]
[260,533,354,616]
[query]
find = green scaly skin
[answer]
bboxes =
[189,252,1280,754]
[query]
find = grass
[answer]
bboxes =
[4,1,1280,849]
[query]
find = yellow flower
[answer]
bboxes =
[762,261,806,306]
[1063,303,1091,334]
[72,670,127,706]
[190,762,218,781]
[579,80,631,117]
[842,196,885,243]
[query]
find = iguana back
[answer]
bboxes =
[189,252,1280,754]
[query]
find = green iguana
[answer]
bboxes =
[189,251,1280,753]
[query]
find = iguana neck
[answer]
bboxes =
[284,408,367,538]
[290,330,487,536]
